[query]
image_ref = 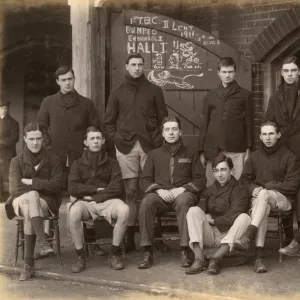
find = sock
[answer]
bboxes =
[213,244,230,260]
[144,245,153,253]
[181,246,189,252]
[24,235,36,267]
[111,245,121,255]
[75,248,85,258]
[126,226,135,243]
[255,247,264,259]
[85,228,96,243]
[31,216,46,244]
[244,224,258,240]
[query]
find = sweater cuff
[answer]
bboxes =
[183,182,199,193]
[145,183,161,193]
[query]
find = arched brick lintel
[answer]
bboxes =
[251,6,300,62]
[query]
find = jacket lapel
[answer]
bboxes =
[292,92,300,120]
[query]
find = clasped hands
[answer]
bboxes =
[156,187,186,203]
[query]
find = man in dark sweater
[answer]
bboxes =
[68,126,129,273]
[236,121,300,273]
[186,154,250,275]
[37,65,103,256]
[104,53,168,252]
[7,122,63,281]
[0,98,19,202]
[199,57,253,186]
[138,116,206,269]
[265,56,300,235]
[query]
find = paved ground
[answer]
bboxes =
[0,199,299,300]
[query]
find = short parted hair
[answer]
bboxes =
[217,57,236,71]
[126,53,145,65]
[23,122,43,137]
[212,154,234,170]
[84,126,104,140]
[55,66,75,80]
[162,116,181,130]
[260,120,280,134]
[281,56,300,69]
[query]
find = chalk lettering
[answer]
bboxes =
[163,20,169,28]
[127,42,136,53]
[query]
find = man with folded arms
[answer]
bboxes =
[236,121,300,273]
[186,154,250,275]
[138,116,206,269]
[68,126,129,273]
[8,122,63,281]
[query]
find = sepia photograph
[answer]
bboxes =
[0,0,299,299]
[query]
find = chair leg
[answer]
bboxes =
[20,220,25,261]
[83,223,89,258]
[278,216,283,263]
[54,219,62,265]
[14,221,20,267]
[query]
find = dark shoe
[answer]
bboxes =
[185,259,208,274]
[108,254,124,270]
[207,258,221,275]
[180,250,193,267]
[138,251,153,269]
[153,240,171,252]
[19,264,34,281]
[71,256,86,273]
[234,236,251,251]
[279,239,300,257]
[124,240,136,253]
[39,241,54,257]
[89,244,107,256]
[253,258,267,273]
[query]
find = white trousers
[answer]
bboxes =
[187,206,251,251]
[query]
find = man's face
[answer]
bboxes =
[56,71,75,94]
[162,121,181,144]
[84,131,105,152]
[281,62,300,85]
[212,161,232,186]
[0,105,8,118]
[218,66,236,86]
[125,58,144,79]
[259,125,281,148]
[24,130,43,153]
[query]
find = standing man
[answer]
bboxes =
[68,126,129,272]
[7,122,63,281]
[0,98,19,202]
[104,53,168,252]
[37,65,103,255]
[199,57,253,186]
[265,56,300,231]
[236,121,300,273]
[138,116,206,269]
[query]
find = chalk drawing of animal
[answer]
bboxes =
[148,70,204,89]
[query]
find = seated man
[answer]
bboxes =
[279,229,300,259]
[8,122,63,281]
[186,154,250,275]
[68,126,129,273]
[236,121,300,273]
[138,116,206,269]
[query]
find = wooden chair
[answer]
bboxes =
[14,215,62,266]
[268,209,294,262]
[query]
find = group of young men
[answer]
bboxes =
[3,53,300,282]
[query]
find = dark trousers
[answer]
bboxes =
[139,192,197,247]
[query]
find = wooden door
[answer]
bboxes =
[109,10,251,151]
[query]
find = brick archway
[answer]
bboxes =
[251,6,300,62]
